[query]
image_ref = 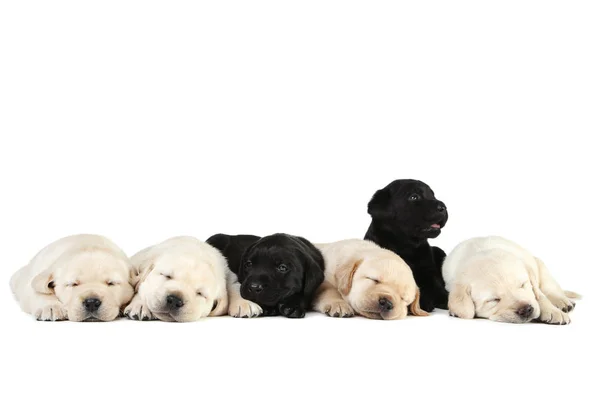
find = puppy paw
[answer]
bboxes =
[419,296,436,313]
[229,299,262,318]
[278,303,306,318]
[35,303,68,321]
[261,307,279,317]
[124,301,155,321]
[317,300,354,318]
[539,306,570,325]
[548,295,576,313]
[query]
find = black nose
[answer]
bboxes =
[249,283,264,293]
[437,202,447,212]
[378,298,394,312]
[517,304,534,318]
[83,298,102,312]
[166,295,184,310]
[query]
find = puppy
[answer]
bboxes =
[206,234,264,318]
[443,236,580,325]
[10,234,134,322]
[125,236,228,322]
[313,239,428,320]
[365,179,449,312]
[207,233,325,318]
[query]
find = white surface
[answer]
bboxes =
[0,2,598,400]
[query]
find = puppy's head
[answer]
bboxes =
[239,234,324,307]
[448,255,540,323]
[32,248,134,322]
[136,252,226,322]
[335,256,428,320]
[367,179,448,239]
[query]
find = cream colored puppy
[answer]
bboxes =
[10,234,134,322]
[443,236,580,325]
[313,239,428,320]
[125,236,228,322]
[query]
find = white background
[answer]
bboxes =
[1,1,598,399]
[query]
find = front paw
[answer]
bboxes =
[538,306,570,325]
[229,298,263,318]
[124,300,155,321]
[35,303,68,321]
[316,300,354,318]
[278,303,306,318]
[419,295,436,313]
[548,295,576,313]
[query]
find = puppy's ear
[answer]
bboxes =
[130,248,157,291]
[409,288,429,316]
[302,247,325,301]
[367,188,392,219]
[209,295,228,316]
[448,283,475,319]
[527,259,543,300]
[335,259,362,296]
[32,269,55,295]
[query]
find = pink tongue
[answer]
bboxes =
[431,224,441,229]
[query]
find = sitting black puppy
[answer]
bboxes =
[364,179,449,312]
[206,233,325,318]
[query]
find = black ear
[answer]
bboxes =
[367,187,392,219]
[295,237,325,301]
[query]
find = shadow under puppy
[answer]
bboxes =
[314,239,428,320]
[365,179,449,312]
[443,236,580,325]
[10,234,134,322]
[207,233,325,318]
[125,236,228,322]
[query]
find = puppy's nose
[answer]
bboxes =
[517,304,534,318]
[166,295,184,310]
[437,202,447,212]
[249,283,264,293]
[378,298,394,312]
[83,298,102,312]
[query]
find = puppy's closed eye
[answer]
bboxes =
[367,277,380,284]
[160,273,172,280]
[486,298,501,305]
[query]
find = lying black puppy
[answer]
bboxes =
[206,233,325,318]
[364,179,449,312]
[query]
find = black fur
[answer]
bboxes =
[364,179,449,312]
[206,233,325,318]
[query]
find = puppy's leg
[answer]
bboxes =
[31,294,68,321]
[227,273,262,318]
[124,294,155,321]
[313,282,354,318]
[535,257,578,313]
[537,294,570,325]
[278,294,307,318]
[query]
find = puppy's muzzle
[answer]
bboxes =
[516,304,534,320]
[166,294,184,311]
[83,297,102,313]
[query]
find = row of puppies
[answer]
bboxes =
[10,232,578,324]
[9,233,427,322]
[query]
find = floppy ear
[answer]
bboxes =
[130,248,157,292]
[209,294,228,316]
[302,250,325,300]
[526,261,543,300]
[32,269,55,295]
[367,187,392,219]
[409,288,429,316]
[335,259,362,296]
[448,283,475,319]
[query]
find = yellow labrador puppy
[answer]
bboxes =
[10,234,134,322]
[313,239,428,320]
[125,236,228,322]
[443,236,580,325]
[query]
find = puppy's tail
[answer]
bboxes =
[564,290,582,300]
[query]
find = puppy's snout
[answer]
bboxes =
[378,297,394,312]
[166,295,184,310]
[83,298,102,312]
[516,304,534,319]
[436,202,447,213]
[249,283,265,293]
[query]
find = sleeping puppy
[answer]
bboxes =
[443,236,580,325]
[313,239,428,320]
[365,179,449,312]
[207,233,325,318]
[124,236,228,322]
[206,234,264,318]
[10,234,134,321]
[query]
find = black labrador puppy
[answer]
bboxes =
[206,233,325,318]
[364,179,449,312]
